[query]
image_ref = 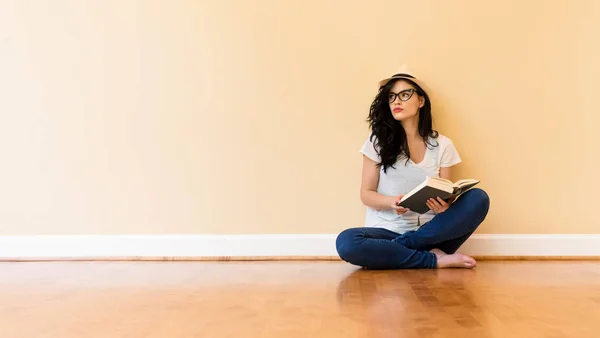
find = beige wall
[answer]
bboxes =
[0,0,598,235]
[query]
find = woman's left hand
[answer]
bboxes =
[427,197,450,214]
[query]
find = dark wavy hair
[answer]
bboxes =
[367,78,439,173]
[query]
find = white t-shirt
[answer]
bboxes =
[360,133,462,234]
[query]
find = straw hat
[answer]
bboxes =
[377,64,430,95]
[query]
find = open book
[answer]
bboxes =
[396,177,480,214]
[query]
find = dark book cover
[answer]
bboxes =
[397,186,453,214]
[451,182,479,197]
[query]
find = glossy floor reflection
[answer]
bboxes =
[1,261,599,337]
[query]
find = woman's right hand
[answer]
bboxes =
[391,195,410,215]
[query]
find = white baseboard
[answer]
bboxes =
[0,234,337,260]
[458,234,600,257]
[1,234,599,260]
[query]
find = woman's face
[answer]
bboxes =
[387,80,424,121]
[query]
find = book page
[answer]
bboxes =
[454,179,479,187]
[430,177,453,184]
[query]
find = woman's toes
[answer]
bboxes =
[437,253,477,269]
[463,255,477,267]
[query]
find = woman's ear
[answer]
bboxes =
[419,96,425,108]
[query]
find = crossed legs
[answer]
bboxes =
[335,188,490,269]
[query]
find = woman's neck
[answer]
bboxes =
[402,117,421,141]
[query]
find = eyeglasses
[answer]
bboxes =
[388,89,416,103]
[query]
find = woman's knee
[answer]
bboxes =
[464,188,490,213]
[456,189,490,230]
[335,228,363,262]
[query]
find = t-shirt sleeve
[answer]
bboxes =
[359,134,381,163]
[440,137,462,167]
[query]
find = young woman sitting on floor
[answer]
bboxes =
[335,69,490,269]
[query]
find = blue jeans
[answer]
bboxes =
[335,188,490,269]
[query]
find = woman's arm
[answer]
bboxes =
[427,166,456,212]
[360,155,408,213]
[439,166,452,180]
[440,166,456,205]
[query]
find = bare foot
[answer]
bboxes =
[430,248,477,269]
[429,248,447,258]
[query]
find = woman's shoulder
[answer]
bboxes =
[429,132,455,147]
[360,133,381,163]
[429,132,462,166]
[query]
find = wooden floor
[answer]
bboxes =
[1,261,600,338]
